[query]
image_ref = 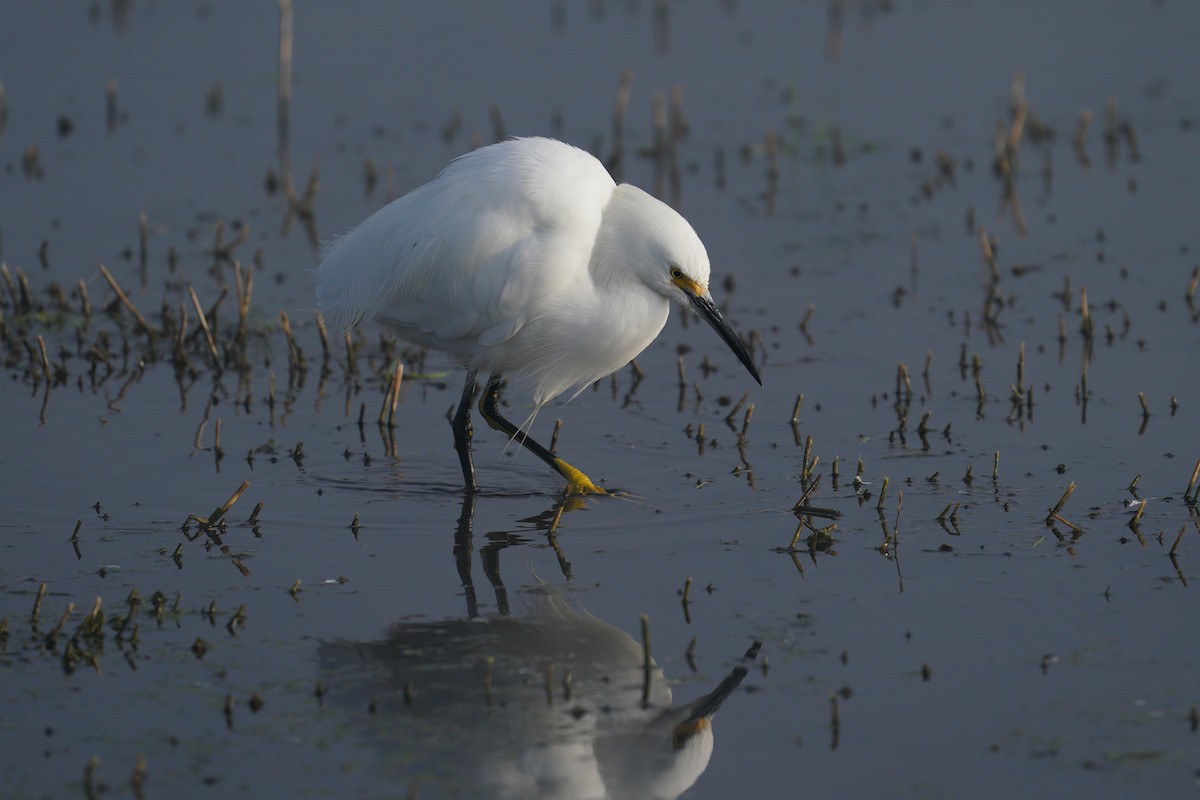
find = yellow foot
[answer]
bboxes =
[553,458,607,495]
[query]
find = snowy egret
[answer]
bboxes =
[317,137,761,494]
[318,586,752,798]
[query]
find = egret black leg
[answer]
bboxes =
[477,372,605,495]
[452,368,479,494]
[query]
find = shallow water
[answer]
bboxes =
[1,2,1198,798]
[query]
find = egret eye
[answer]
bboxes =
[669,267,684,280]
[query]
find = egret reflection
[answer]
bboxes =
[318,498,754,798]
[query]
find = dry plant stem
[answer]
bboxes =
[978,228,998,281]
[314,310,330,358]
[188,286,220,364]
[35,335,52,383]
[31,582,47,624]
[78,278,92,317]
[279,310,304,370]
[208,481,251,526]
[1170,524,1185,557]
[1047,481,1076,521]
[343,332,356,374]
[1052,513,1083,534]
[233,260,253,341]
[724,392,750,425]
[1185,459,1200,501]
[740,403,754,439]
[98,264,154,339]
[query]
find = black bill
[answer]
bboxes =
[684,666,749,723]
[688,293,763,386]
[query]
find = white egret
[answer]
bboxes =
[316,137,761,494]
[318,587,754,799]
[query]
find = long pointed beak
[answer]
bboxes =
[672,665,748,746]
[688,293,762,386]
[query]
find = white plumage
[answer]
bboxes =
[316,137,760,493]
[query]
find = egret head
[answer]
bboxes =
[603,184,762,386]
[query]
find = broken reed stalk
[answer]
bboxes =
[35,335,52,383]
[936,503,959,522]
[279,310,304,372]
[188,286,220,364]
[790,394,803,424]
[1016,342,1025,394]
[343,332,357,375]
[1130,498,1148,526]
[314,310,330,360]
[875,476,889,511]
[1056,515,1084,534]
[232,260,253,344]
[1137,392,1151,417]
[740,403,754,439]
[138,213,148,272]
[1080,287,1093,338]
[787,520,804,550]
[207,481,250,526]
[724,392,750,425]
[792,474,821,513]
[78,278,91,318]
[549,419,563,453]
[978,228,999,282]
[175,301,189,359]
[98,264,154,339]
[1047,481,1076,523]
[1170,524,1185,557]
[1073,111,1093,163]
[386,362,403,428]
[1185,459,1200,502]
[31,582,47,624]
[801,435,814,478]
[896,362,912,400]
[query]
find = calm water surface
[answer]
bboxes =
[1,2,1197,797]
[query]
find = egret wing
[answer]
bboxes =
[316,138,615,359]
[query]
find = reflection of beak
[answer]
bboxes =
[687,292,763,386]
[671,666,748,749]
